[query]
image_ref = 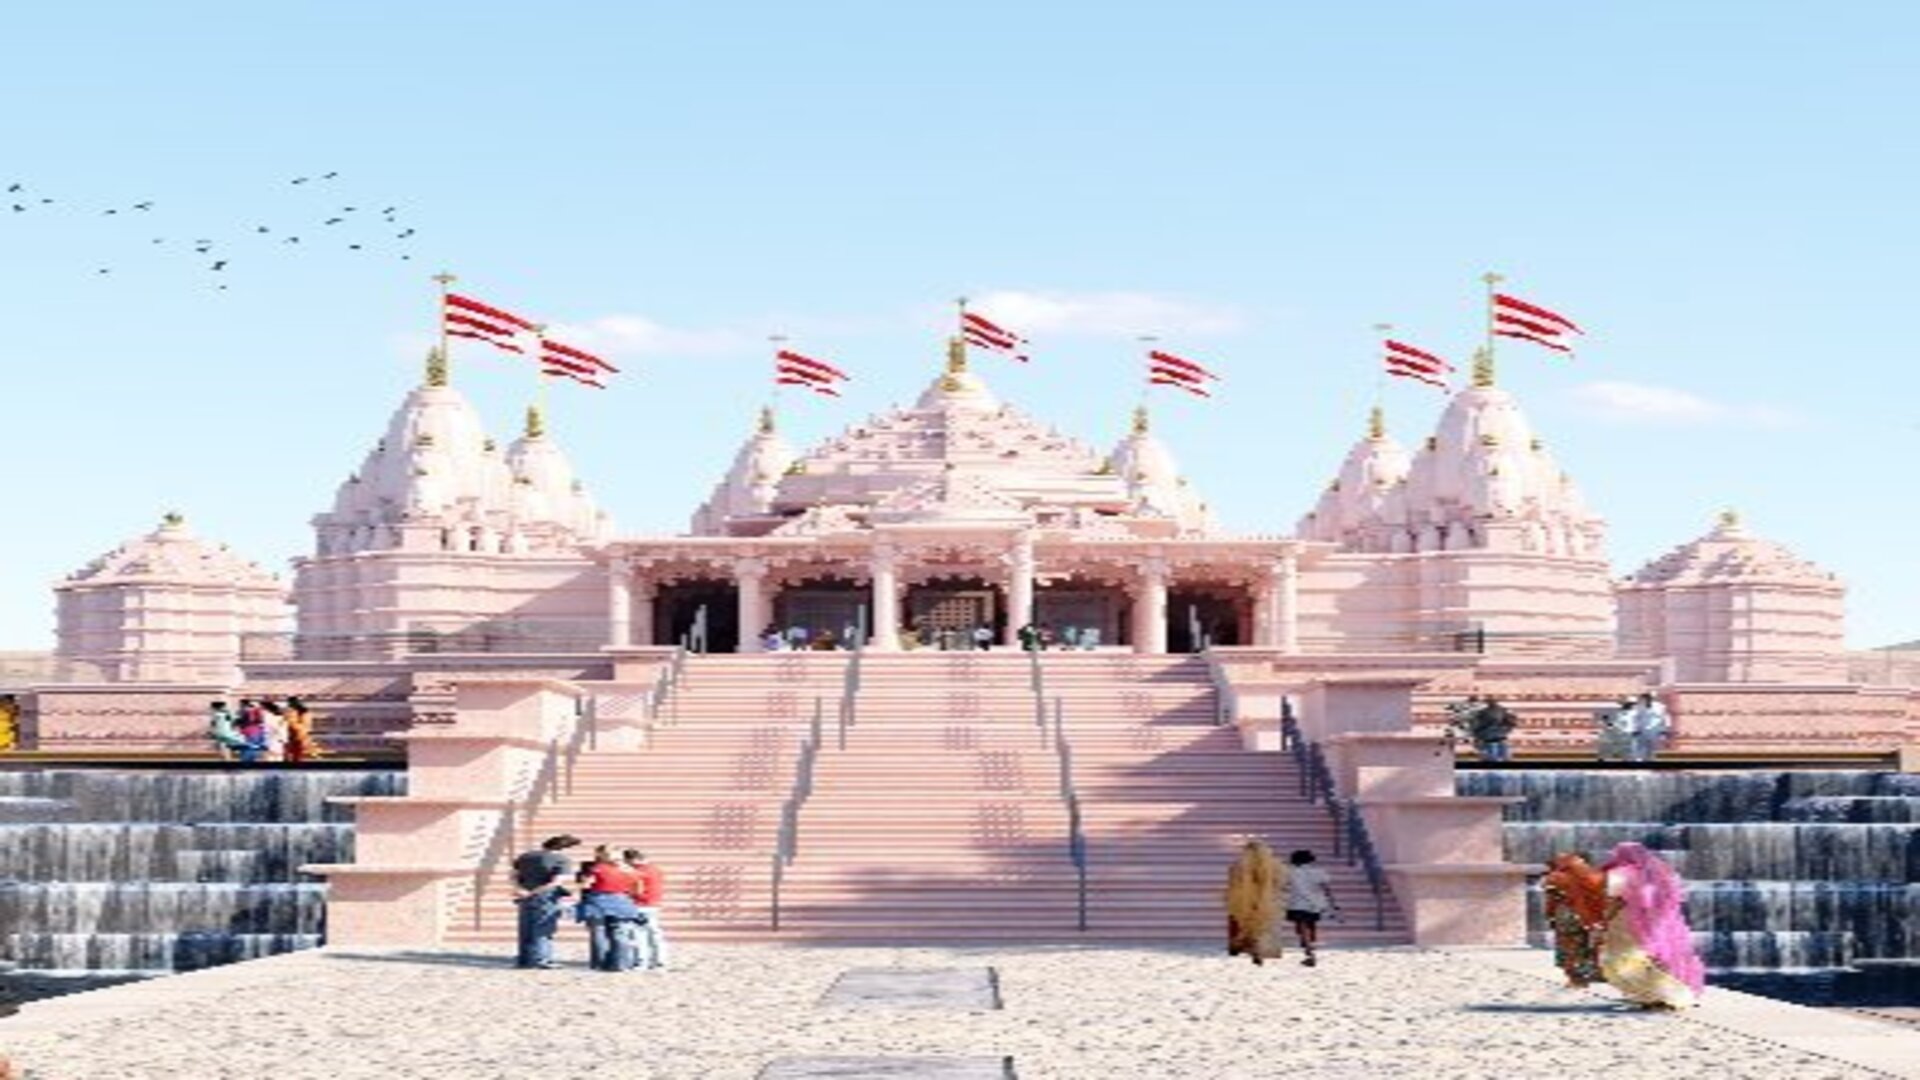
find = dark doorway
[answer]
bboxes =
[904,577,1004,650]
[1167,588,1247,653]
[1034,582,1127,649]
[654,579,740,653]
[773,578,869,648]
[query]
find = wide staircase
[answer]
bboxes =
[444,654,848,946]
[445,651,1408,946]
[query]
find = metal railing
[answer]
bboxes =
[469,692,597,930]
[1280,708,1388,932]
[1204,653,1238,728]
[1186,604,1212,654]
[1051,696,1088,931]
[1027,645,1049,749]
[771,696,827,931]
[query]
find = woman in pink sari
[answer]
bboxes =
[1598,842,1705,1009]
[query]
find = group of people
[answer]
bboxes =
[206,696,323,763]
[760,624,861,651]
[1596,692,1673,762]
[1542,842,1705,1009]
[1016,622,1101,651]
[512,835,669,973]
[1221,844,1342,968]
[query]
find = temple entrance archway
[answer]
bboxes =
[904,576,1004,650]
[773,577,868,648]
[654,579,740,653]
[1034,575,1129,649]
[1167,585,1251,653]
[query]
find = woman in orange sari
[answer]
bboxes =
[283,695,324,763]
[1542,852,1607,988]
[1223,839,1289,965]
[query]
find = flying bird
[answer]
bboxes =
[9,204,22,213]
[256,226,270,233]
[291,177,310,185]
[323,217,343,225]
[397,228,416,238]
[211,260,228,271]
[321,171,339,179]
[133,201,153,210]
[348,244,362,250]
[96,268,111,275]
[103,208,118,215]
[5,183,19,192]
[283,236,301,244]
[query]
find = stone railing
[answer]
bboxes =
[303,677,591,947]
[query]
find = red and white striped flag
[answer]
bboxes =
[1492,292,1583,354]
[444,293,536,356]
[1383,339,1453,391]
[961,311,1030,362]
[537,337,618,389]
[775,348,849,397]
[1147,349,1221,398]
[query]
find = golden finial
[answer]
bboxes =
[1132,405,1150,434]
[1718,508,1741,529]
[758,405,775,434]
[161,510,184,527]
[1470,346,1495,389]
[946,335,968,374]
[525,404,544,438]
[425,346,448,387]
[785,460,807,476]
[1367,404,1385,440]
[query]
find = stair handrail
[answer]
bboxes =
[1204,653,1238,728]
[771,696,826,930]
[469,691,597,930]
[1028,642,1048,748]
[1051,695,1089,931]
[1283,711,1389,933]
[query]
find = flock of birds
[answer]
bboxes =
[5,172,420,289]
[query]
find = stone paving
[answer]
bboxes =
[2,943,1917,1079]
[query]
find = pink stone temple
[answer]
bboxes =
[14,334,1916,949]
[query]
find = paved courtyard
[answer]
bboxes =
[3,943,1917,1079]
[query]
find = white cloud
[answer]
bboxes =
[961,290,1246,338]
[546,315,753,358]
[1570,380,1801,428]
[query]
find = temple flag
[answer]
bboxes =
[775,348,849,397]
[961,310,1031,362]
[1147,349,1220,398]
[537,337,616,389]
[444,293,537,356]
[1492,292,1583,354]
[1382,337,1451,391]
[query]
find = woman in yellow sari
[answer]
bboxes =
[1223,839,1289,965]
[283,695,324,763]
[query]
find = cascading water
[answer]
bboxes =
[0,769,403,978]
[1460,770,1920,1006]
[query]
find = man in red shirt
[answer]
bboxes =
[623,848,668,970]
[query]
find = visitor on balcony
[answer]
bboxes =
[1626,693,1672,762]
[510,834,580,970]
[760,625,786,652]
[1017,622,1040,651]
[972,624,994,650]
[1598,842,1705,1009]
[1470,698,1518,762]
[1284,849,1339,967]
[575,844,647,971]
[234,699,269,764]
[1542,852,1607,988]
[206,700,247,760]
[1595,699,1636,761]
[1223,839,1288,965]
[622,848,669,970]
[258,697,289,762]
[283,696,324,763]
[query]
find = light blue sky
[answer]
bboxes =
[1,3,1913,649]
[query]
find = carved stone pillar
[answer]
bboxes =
[606,556,632,647]
[1135,557,1168,654]
[735,558,768,652]
[1005,533,1035,646]
[870,544,901,651]
[1254,570,1276,647]
[1277,549,1300,654]
[632,578,656,648]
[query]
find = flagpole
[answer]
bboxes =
[769,333,787,417]
[1137,334,1158,415]
[1370,323,1391,419]
[1480,271,1504,387]
[531,322,551,435]
[955,296,968,363]
[431,271,456,384]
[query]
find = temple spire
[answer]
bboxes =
[430,271,457,383]
[1367,404,1385,440]
[424,346,448,388]
[1132,404,1150,434]
[525,403,545,438]
[1470,346,1495,389]
[758,405,776,433]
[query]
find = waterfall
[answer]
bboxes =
[1463,769,1920,1003]
[0,769,402,975]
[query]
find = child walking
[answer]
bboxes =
[1284,849,1340,967]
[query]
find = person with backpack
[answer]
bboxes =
[1284,849,1340,967]
[511,834,580,969]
